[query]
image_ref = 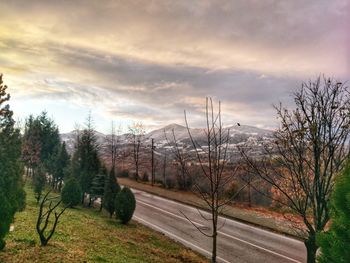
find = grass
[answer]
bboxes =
[118,178,302,238]
[0,185,208,263]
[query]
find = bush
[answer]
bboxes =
[103,169,121,217]
[33,166,46,203]
[317,160,350,263]
[115,187,136,224]
[61,178,82,207]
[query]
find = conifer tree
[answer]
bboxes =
[91,167,107,211]
[21,115,41,177]
[33,165,46,203]
[50,142,70,190]
[73,115,101,204]
[317,160,350,263]
[115,187,136,224]
[61,177,82,208]
[103,168,121,217]
[0,74,25,250]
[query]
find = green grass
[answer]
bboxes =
[0,185,207,263]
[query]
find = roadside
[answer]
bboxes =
[0,184,208,263]
[118,178,303,239]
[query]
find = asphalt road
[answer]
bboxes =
[132,189,306,263]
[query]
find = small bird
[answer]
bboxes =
[237,123,241,126]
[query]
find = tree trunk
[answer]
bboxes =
[305,234,317,263]
[212,231,217,263]
[248,183,251,207]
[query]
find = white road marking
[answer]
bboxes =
[137,199,205,227]
[133,215,231,263]
[135,190,301,243]
[218,231,301,263]
[137,196,301,263]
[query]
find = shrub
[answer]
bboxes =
[103,169,121,217]
[61,178,82,207]
[115,187,136,224]
[317,160,350,263]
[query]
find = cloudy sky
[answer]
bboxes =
[0,0,349,133]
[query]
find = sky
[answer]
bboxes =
[0,0,349,133]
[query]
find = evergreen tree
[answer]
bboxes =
[61,177,82,208]
[115,187,136,224]
[91,167,107,211]
[71,115,101,204]
[50,142,70,190]
[317,160,350,263]
[22,112,61,183]
[37,111,60,169]
[33,165,46,203]
[0,74,25,250]
[21,115,41,177]
[103,168,121,217]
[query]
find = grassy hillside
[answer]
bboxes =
[0,186,207,263]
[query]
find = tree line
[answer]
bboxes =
[0,74,136,250]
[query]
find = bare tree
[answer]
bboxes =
[36,191,68,246]
[128,123,145,181]
[183,98,235,263]
[168,129,193,189]
[240,77,350,263]
[105,122,121,171]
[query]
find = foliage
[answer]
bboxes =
[0,74,26,250]
[115,187,136,224]
[50,142,70,190]
[33,165,46,203]
[22,112,60,175]
[103,168,121,217]
[70,116,101,203]
[61,177,82,208]
[91,168,107,198]
[317,160,350,263]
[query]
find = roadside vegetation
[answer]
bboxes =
[0,185,207,263]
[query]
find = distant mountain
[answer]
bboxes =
[60,123,274,156]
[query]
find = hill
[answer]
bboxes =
[0,185,207,263]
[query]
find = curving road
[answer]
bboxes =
[132,189,306,263]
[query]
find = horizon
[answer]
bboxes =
[1,0,349,133]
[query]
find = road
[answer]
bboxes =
[132,189,306,263]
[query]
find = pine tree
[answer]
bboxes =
[91,167,107,211]
[21,115,41,177]
[72,115,101,204]
[0,74,25,250]
[61,177,82,208]
[103,168,121,217]
[50,142,70,190]
[317,160,350,262]
[115,187,136,224]
[33,165,46,203]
